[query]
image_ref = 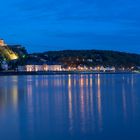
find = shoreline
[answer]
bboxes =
[0,71,137,76]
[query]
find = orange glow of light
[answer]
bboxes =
[97,66,100,71]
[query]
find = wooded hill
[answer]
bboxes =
[31,50,140,68]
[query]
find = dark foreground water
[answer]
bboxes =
[0,74,140,140]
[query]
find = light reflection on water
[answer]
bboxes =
[0,74,140,140]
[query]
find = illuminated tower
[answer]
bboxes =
[0,39,6,46]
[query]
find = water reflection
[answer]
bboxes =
[97,74,102,131]
[0,74,139,140]
[122,79,127,123]
[68,75,73,133]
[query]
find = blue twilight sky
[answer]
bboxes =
[0,0,140,53]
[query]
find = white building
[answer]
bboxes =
[100,66,106,72]
[104,67,116,72]
[43,64,62,71]
[92,66,116,72]
[1,61,8,71]
[18,64,62,72]
[18,65,43,72]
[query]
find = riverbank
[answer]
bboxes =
[0,71,136,76]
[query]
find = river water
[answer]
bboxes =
[0,74,140,140]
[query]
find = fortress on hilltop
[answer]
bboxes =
[0,39,18,60]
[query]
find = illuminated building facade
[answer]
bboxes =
[0,39,5,46]
[18,64,62,72]
[0,39,18,61]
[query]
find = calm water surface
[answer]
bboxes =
[0,74,140,140]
